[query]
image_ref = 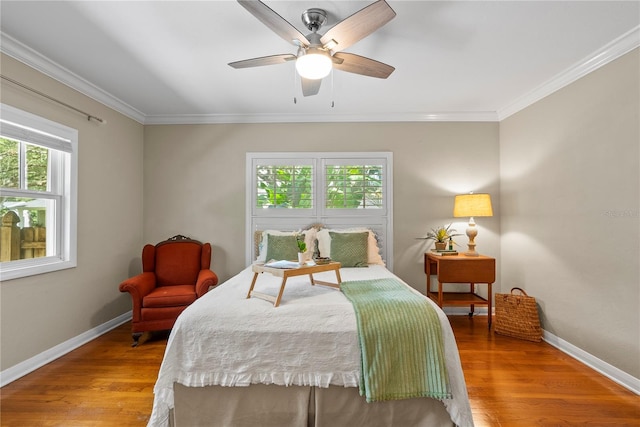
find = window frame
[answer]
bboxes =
[0,104,78,281]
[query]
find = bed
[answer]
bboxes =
[147,227,474,427]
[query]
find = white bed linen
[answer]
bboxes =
[148,265,474,427]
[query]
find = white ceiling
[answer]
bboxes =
[1,1,638,124]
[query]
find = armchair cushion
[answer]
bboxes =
[143,285,197,308]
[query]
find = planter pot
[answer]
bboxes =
[298,252,306,265]
[434,242,447,251]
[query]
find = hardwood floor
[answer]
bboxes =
[1,316,638,426]
[449,316,639,426]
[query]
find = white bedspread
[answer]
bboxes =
[148,265,474,427]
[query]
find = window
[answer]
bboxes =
[0,104,77,281]
[256,164,313,209]
[324,161,384,210]
[247,152,392,266]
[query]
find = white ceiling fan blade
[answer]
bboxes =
[320,0,396,53]
[332,52,395,79]
[301,78,322,97]
[237,0,310,48]
[229,54,297,69]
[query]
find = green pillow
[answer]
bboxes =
[265,234,300,261]
[329,231,368,268]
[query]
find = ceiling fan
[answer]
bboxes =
[228,0,396,97]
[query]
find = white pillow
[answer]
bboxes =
[316,228,384,265]
[256,228,317,262]
[299,227,318,261]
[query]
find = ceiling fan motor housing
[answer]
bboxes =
[301,8,327,32]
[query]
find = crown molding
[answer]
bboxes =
[0,32,146,124]
[498,25,640,121]
[143,110,499,125]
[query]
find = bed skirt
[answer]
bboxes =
[171,383,455,427]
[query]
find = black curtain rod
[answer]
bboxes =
[1,74,105,124]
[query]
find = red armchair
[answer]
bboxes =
[119,235,218,346]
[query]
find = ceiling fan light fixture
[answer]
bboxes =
[296,48,332,80]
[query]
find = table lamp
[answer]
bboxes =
[453,193,493,256]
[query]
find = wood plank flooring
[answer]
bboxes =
[1,316,638,426]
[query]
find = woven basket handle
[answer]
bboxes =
[511,287,528,296]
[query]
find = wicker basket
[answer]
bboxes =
[494,287,542,342]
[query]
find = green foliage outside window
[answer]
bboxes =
[326,165,383,209]
[26,144,49,191]
[0,137,19,189]
[256,165,313,209]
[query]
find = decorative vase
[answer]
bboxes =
[298,252,306,265]
[434,242,447,251]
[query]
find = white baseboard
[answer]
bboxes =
[0,310,132,387]
[542,329,640,395]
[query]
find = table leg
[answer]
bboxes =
[335,269,342,285]
[438,281,443,307]
[488,282,493,330]
[247,273,259,299]
[274,277,288,307]
[469,283,475,317]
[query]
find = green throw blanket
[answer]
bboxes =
[341,278,452,402]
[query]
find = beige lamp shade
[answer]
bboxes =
[453,193,493,256]
[453,193,493,218]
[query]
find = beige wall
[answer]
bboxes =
[0,54,145,370]
[143,122,500,291]
[499,49,640,377]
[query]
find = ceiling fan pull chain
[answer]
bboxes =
[331,69,335,108]
[293,65,298,104]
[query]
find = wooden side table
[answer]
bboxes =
[247,262,342,307]
[424,252,496,328]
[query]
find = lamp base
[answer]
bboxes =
[465,220,479,257]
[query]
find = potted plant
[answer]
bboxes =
[419,224,462,250]
[296,234,307,264]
